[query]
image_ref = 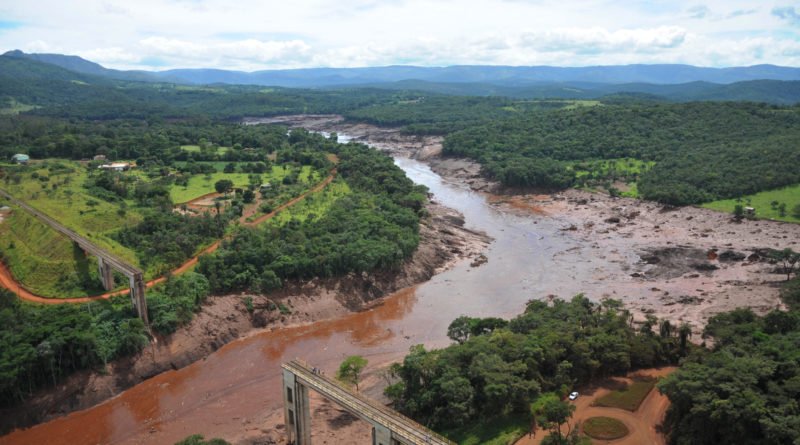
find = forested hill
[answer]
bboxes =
[9,50,800,86]
[443,102,800,205]
[5,50,800,104]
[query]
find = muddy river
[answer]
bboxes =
[0,135,634,445]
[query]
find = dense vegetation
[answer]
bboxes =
[0,273,209,407]
[344,96,577,134]
[385,296,685,433]
[657,277,800,445]
[198,139,426,292]
[443,102,800,204]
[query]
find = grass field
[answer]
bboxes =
[180,145,230,155]
[0,209,106,297]
[571,158,654,198]
[265,179,351,226]
[582,416,629,440]
[0,99,37,115]
[593,378,657,411]
[169,165,303,204]
[2,161,142,267]
[702,184,800,223]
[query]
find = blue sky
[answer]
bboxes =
[0,0,799,70]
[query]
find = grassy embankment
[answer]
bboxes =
[702,184,800,223]
[0,209,106,297]
[0,161,143,296]
[2,161,143,265]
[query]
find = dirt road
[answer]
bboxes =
[516,367,676,445]
[0,169,336,304]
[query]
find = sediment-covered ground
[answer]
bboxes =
[261,114,799,334]
[1,197,489,433]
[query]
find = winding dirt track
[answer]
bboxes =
[516,367,675,445]
[0,169,337,305]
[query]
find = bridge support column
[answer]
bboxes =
[129,273,149,325]
[97,257,115,291]
[283,369,312,445]
[372,424,393,445]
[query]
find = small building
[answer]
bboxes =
[93,154,107,161]
[11,154,29,164]
[0,206,11,213]
[98,162,131,172]
[259,183,272,193]
[745,207,756,216]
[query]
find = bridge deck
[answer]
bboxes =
[283,360,454,445]
[0,188,142,277]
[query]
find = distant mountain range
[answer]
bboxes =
[3,49,800,104]
[7,49,800,87]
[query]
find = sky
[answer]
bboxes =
[1,0,799,71]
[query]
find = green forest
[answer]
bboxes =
[198,140,427,293]
[385,296,686,442]
[2,51,800,444]
[441,102,800,205]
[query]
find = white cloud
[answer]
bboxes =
[517,27,687,54]
[133,37,312,69]
[0,0,797,69]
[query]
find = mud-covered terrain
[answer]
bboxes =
[0,199,489,434]
[259,115,799,334]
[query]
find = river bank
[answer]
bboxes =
[0,197,490,436]
[262,114,799,333]
[4,116,798,445]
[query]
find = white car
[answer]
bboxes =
[568,391,579,400]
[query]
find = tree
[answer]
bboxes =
[733,204,744,221]
[447,316,472,344]
[337,355,368,391]
[214,179,233,195]
[659,319,673,339]
[773,248,799,281]
[792,204,800,219]
[677,322,692,353]
[242,189,255,203]
[541,398,576,444]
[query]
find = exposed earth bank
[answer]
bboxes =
[260,114,800,334]
[0,197,490,434]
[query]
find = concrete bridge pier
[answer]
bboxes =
[372,424,395,445]
[129,274,149,325]
[97,257,115,290]
[283,369,312,445]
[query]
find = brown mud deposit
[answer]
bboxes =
[259,114,799,333]
[0,198,489,438]
[5,115,798,445]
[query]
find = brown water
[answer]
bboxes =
[0,138,625,445]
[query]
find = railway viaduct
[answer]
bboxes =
[282,360,454,445]
[0,188,148,323]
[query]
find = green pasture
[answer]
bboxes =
[2,161,142,266]
[169,164,304,204]
[702,184,800,223]
[265,179,351,226]
[180,145,230,155]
